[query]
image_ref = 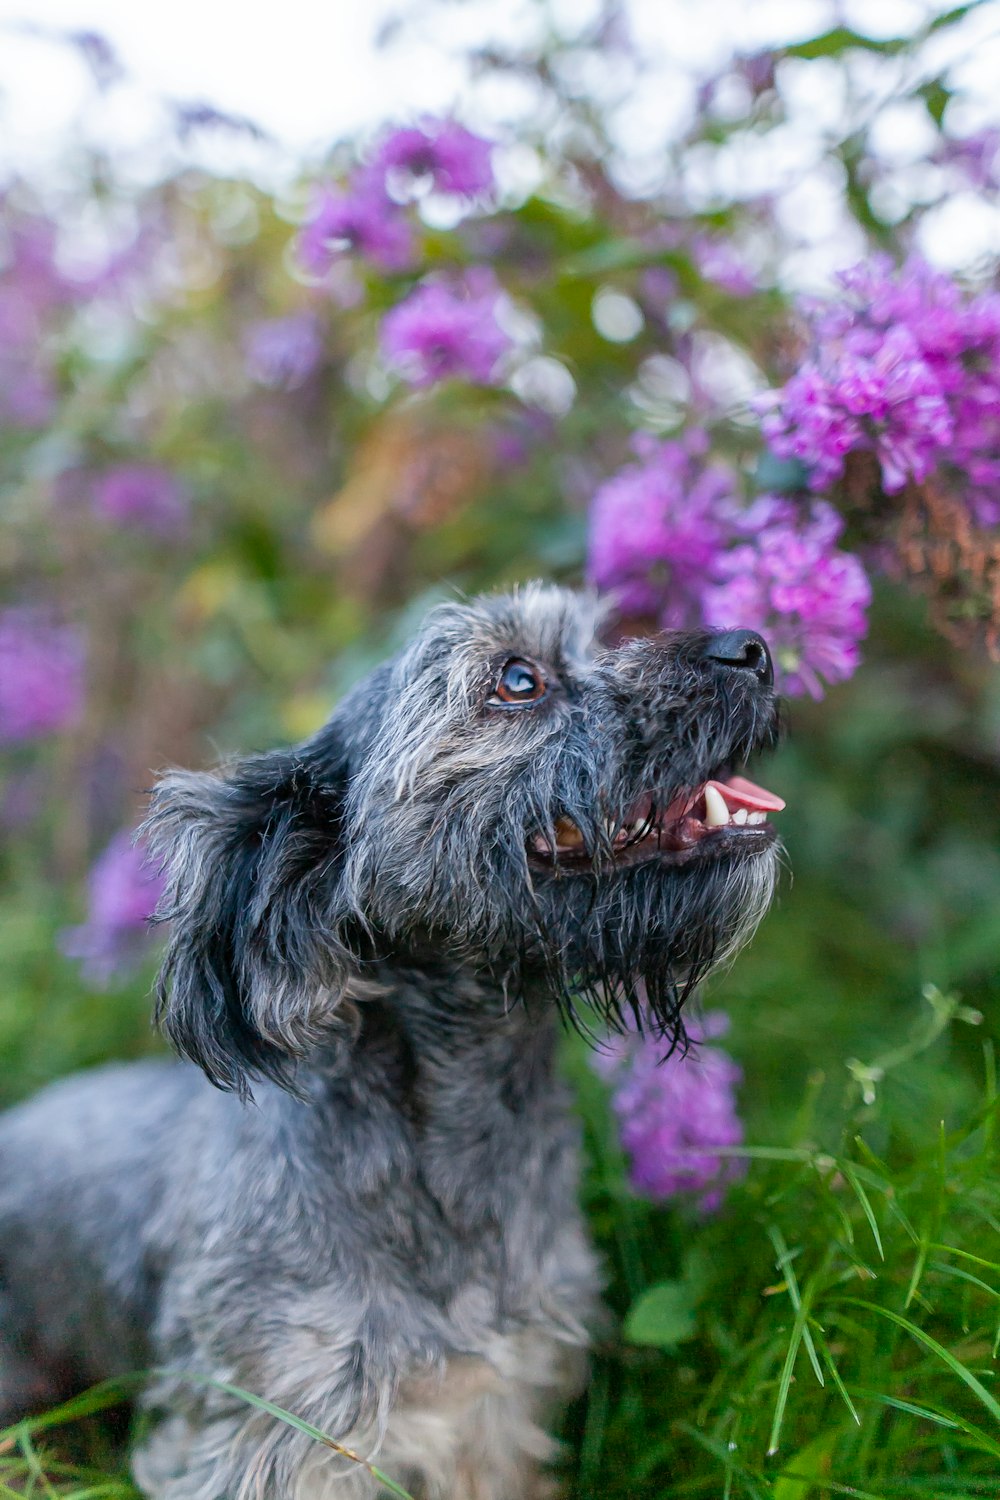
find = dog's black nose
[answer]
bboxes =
[702,629,774,686]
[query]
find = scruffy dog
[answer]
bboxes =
[0,585,782,1499]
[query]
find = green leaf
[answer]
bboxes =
[917,78,952,127]
[773,1427,840,1500]
[928,2,989,34]
[753,452,812,495]
[783,27,907,60]
[623,1280,698,1348]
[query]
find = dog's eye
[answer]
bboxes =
[490,658,546,707]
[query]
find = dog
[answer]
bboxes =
[0,584,782,1499]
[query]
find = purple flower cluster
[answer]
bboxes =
[298,182,415,276]
[381,270,512,389]
[0,610,85,743]
[297,117,495,278]
[586,439,871,696]
[594,1011,745,1214]
[60,832,165,986]
[372,119,495,201]
[702,498,872,699]
[760,256,1000,524]
[91,464,189,535]
[587,433,738,624]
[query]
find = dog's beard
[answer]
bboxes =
[347,785,779,1047]
[516,844,780,1042]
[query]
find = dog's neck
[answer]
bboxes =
[296,958,579,1253]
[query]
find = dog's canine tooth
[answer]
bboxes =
[703,783,731,827]
[554,817,585,848]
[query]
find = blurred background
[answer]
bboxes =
[2,2,1000,1496]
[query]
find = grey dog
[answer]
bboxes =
[0,584,782,1499]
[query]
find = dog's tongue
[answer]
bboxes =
[709,774,786,814]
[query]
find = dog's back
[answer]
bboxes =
[0,1058,201,1418]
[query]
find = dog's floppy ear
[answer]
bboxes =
[143,735,356,1098]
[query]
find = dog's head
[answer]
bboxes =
[146,584,783,1095]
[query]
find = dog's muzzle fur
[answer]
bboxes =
[0,585,782,1499]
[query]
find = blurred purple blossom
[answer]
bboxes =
[760,256,1000,522]
[0,348,56,427]
[372,119,495,200]
[91,464,189,534]
[60,833,165,986]
[587,433,738,622]
[736,50,777,97]
[0,213,68,426]
[380,270,513,388]
[935,128,1000,191]
[68,29,123,89]
[174,102,267,142]
[1,214,73,313]
[0,610,85,743]
[244,312,324,389]
[594,1010,745,1214]
[702,497,872,698]
[297,181,413,275]
[692,236,758,297]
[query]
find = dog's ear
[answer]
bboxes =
[142,736,356,1098]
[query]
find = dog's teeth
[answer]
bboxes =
[732,808,748,825]
[703,784,731,827]
[747,811,767,826]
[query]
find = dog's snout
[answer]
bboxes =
[701,629,774,687]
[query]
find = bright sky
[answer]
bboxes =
[0,0,987,158]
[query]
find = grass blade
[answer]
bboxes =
[841,1300,1000,1425]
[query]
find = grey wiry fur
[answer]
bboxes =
[0,584,782,1499]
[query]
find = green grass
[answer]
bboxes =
[560,989,1000,1498]
[3,990,997,1499]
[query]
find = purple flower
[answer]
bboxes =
[372,119,495,200]
[380,271,513,388]
[594,1011,745,1214]
[701,497,872,698]
[586,433,739,622]
[91,465,188,535]
[244,312,324,389]
[60,833,165,986]
[0,610,85,743]
[297,181,414,275]
[760,256,1000,521]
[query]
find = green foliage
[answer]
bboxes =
[565,994,1000,1498]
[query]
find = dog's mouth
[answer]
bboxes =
[527,773,785,873]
